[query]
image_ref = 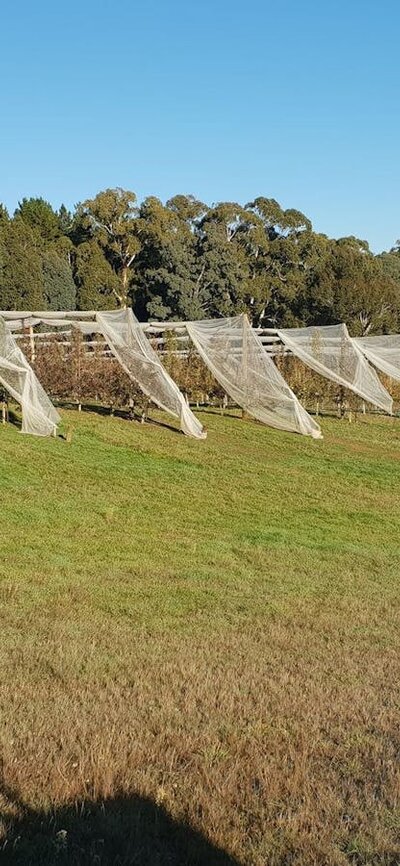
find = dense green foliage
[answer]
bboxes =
[1,189,400,333]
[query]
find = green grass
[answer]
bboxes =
[1,408,400,865]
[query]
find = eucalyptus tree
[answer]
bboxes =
[193,202,254,318]
[328,237,398,335]
[134,195,210,320]
[299,236,399,334]
[243,197,313,325]
[78,188,140,307]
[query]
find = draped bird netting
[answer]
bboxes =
[354,335,400,382]
[277,324,393,414]
[186,314,322,438]
[2,309,396,441]
[95,309,206,439]
[0,316,60,436]
[0,309,205,439]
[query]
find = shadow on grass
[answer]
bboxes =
[1,408,21,430]
[0,788,241,866]
[56,401,183,435]
[55,400,136,420]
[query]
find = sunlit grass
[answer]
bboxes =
[1,408,400,864]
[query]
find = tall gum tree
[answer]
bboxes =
[243,198,313,325]
[329,237,398,335]
[194,203,255,317]
[134,195,213,320]
[79,188,140,307]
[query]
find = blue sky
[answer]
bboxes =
[0,0,399,252]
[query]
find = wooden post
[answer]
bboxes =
[141,398,150,424]
[28,326,36,363]
[337,386,345,418]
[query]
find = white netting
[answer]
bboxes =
[0,316,60,436]
[354,335,400,382]
[96,309,206,439]
[186,314,322,438]
[277,323,393,414]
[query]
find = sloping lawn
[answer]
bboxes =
[0,408,399,865]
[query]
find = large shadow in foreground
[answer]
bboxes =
[0,789,242,866]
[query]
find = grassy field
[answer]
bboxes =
[0,407,400,865]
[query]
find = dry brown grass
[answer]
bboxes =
[0,410,400,864]
[1,610,399,864]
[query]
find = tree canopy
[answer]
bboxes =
[0,187,399,335]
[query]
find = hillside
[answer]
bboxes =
[0,409,399,865]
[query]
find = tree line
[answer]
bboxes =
[1,187,400,335]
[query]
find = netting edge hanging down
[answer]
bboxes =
[186,314,322,439]
[277,324,393,415]
[354,335,400,383]
[0,316,60,436]
[96,309,206,439]
[3,310,396,441]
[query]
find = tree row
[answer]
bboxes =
[1,188,400,334]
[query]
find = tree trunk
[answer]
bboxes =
[120,267,129,308]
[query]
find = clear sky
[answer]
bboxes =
[0,0,399,252]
